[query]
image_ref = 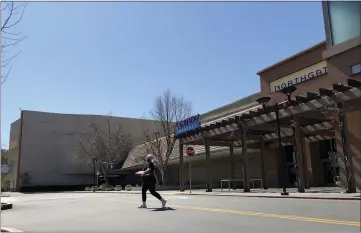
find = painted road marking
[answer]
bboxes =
[181,205,361,227]
[117,200,360,227]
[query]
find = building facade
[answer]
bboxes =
[8,2,361,192]
[256,1,361,189]
[123,2,361,191]
[8,110,164,191]
[122,93,272,189]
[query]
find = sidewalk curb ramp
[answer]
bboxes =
[1,203,13,210]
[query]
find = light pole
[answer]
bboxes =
[256,95,289,195]
[92,157,98,192]
[280,86,298,192]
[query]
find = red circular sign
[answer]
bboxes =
[186,146,195,156]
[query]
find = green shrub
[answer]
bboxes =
[85,186,91,191]
[115,185,122,191]
[125,184,132,191]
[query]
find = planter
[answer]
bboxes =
[115,186,122,191]
[125,185,132,191]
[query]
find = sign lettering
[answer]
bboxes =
[176,114,201,136]
[270,60,328,93]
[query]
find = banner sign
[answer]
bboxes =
[270,60,327,93]
[176,114,201,136]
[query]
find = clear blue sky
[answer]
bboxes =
[2,2,326,148]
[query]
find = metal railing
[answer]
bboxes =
[221,178,263,191]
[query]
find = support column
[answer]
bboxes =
[240,123,250,192]
[260,137,267,189]
[179,141,184,192]
[294,117,305,193]
[337,102,356,193]
[205,138,212,192]
[230,144,235,189]
[301,135,310,189]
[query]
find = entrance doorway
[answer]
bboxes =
[319,139,339,185]
[284,145,297,187]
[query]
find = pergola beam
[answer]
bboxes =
[180,81,361,144]
[304,129,334,137]
[248,123,292,133]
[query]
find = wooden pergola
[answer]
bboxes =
[175,79,361,193]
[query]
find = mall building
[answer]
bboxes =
[7,111,164,191]
[5,1,361,192]
[123,1,361,192]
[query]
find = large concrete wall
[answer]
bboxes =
[123,147,285,189]
[15,110,164,188]
[9,119,21,150]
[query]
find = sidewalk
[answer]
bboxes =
[2,187,360,202]
[114,186,361,201]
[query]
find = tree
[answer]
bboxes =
[1,149,14,190]
[1,2,27,84]
[73,117,133,187]
[141,89,192,183]
[319,96,356,193]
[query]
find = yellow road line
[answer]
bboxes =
[118,200,360,227]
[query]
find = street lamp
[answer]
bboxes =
[279,86,297,194]
[280,86,297,105]
[256,95,289,195]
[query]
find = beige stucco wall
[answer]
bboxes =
[13,110,164,188]
[125,147,284,189]
[180,151,264,189]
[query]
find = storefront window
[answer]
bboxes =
[328,1,361,45]
[351,63,361,75]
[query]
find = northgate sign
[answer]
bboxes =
[270,60,328,93]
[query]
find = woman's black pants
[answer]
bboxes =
[142,182,162,202]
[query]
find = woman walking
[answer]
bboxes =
[137,154,167,208]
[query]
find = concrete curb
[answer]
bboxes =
[1,203,13,210]
[80,190,361,201]
[176,192,361,201]
[108,191,361,201]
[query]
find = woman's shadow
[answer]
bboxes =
[149,207,176,212]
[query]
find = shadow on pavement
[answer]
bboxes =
[150,207,176,211]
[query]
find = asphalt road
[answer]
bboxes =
[1,192,360,232]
